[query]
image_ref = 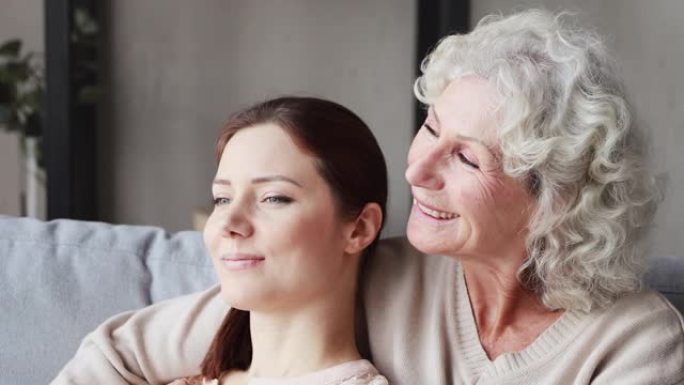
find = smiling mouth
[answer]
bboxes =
[414,199,459,220]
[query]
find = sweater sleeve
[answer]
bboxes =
[51,285,227,385]
[590,295,684,385]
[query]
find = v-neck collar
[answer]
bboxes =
[452,262,589,380]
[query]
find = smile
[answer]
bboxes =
[414,199,458,220]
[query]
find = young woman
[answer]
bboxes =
[170,97,389,385]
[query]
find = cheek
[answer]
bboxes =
[202,212,221,257]
[499,187,535,225]
[458,181,488,203]
[445,168,490,203]
[295,211,338,247]
[268,209,326,255]
[293,211,345,263]
[447,175,505,223]
[475,179,533,227]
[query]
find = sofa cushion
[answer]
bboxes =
[644,255,684,313]
[0,216,216,385]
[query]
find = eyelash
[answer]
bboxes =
[261,195,293,204]
[213,195,294,206]
[424,123,480,169]
[458,153,479,169]
[423,123,438,137]
[213,197,230,206]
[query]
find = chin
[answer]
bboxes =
[407,222,442,255]
[219,285,259,311]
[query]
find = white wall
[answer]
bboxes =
[0,131,21,215]
[472,0,684,256]
[0,0,43,51]
[0,0,44,216]
[101,0,416,237]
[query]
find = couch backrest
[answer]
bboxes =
[644,254,684,312]
[0,216,217,385]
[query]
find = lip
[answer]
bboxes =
[220,253,265,271]
[411,198,459,222]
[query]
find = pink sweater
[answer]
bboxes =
[168,359,387,385]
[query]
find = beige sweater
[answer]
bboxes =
[52,238,684,385]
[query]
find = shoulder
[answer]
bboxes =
[361,237,461,379]
[167,376,219,385]
[583,290,684,384]
[598,289,684,332]
[339,374,389,385]
[364,236,458,310]
[337,360,390,385]
[368,236,455,283]
[600,289,684,353]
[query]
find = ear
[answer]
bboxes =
[344,203,383,255]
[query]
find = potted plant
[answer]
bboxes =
[0,38,44,218]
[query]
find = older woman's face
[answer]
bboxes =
[405,77,535,263]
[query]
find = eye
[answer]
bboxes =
[261,195,294,205]
[423,123,439,137]
[458,153,479,169]
[213,197,231,206]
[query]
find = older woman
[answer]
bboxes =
[54,9,683,385]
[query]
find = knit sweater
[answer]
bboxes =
[52,237,684,385]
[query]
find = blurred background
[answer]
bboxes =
[0,0,681,258]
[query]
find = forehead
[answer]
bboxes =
[218,123,319,177]
[432,77,501,147]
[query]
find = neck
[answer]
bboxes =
[461,257,562,359]
[246,284,361,378]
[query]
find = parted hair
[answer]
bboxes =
[415,9,660,311]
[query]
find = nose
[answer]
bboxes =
[405,146,445,190]
[221,202,254,238]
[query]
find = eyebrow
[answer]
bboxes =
[213,175,303,187]
[430,106,497,155]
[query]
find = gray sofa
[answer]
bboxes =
[1,215,683,385]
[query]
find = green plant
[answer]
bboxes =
[0,38,43,137]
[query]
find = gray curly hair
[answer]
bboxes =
[415,9,661,311]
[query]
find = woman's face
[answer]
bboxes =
[204,123,354,312]
[405,77,535,264]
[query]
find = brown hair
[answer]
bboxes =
[200,96,388,378]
